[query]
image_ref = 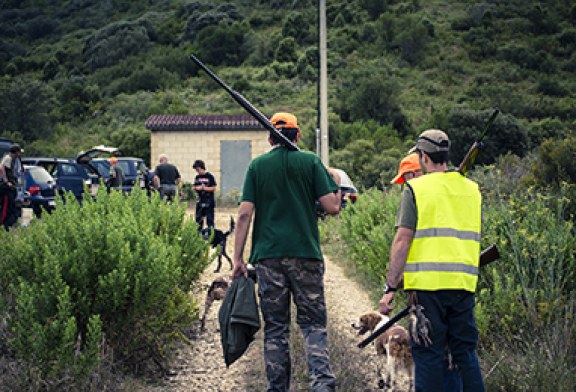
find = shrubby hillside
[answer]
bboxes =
[0,0,574,187]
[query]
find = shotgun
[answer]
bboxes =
[458,109,499,175]
[357,244,500,349]
[189,54,300,152]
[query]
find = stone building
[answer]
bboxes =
[145,114,269,199]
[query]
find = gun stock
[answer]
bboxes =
[458,109,499,175]
[479,243,500,267]
[190,54,299,152]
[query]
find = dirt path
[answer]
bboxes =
[148,207,407,391]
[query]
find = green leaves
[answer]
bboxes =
[0,187,210,383]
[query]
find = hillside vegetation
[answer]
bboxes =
[0,0,574,188]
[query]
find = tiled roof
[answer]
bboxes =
[145,114,267,131]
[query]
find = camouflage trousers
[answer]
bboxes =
[256,258,336,392]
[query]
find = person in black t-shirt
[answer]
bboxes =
[192,159,216,229]
[153,154,181,202]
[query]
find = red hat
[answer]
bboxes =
[390,153,421,184]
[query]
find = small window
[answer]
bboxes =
[60,163,79,176]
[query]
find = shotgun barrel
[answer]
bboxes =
[190,54,300,152]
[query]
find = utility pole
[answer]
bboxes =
[318,0,329,166]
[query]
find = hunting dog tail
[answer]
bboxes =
[224,216,235,237]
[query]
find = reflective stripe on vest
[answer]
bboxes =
[404,172,481,292]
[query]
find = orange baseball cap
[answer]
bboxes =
[390,153,421,184]
[270,112,299,129]
[109,157,119,164]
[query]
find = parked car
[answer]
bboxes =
[90,157,153,193]
[23,165,56,218]
[21,157,99,202]
[315,168,358,218]
[77,145,153,194]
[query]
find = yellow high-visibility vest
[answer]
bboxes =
[404,172,481,292]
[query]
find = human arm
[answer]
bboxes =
[233,201,254,280]
[0,162,9,186]
[379,226,414,314]
[317,166,342,216]
[202,173,217,192]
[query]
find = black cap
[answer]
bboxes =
[9,144,22,153]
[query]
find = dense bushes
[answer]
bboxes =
[0,188,210,387]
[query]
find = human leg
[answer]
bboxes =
[257,259,292,392]
[206,205,215,228]
[410,291,448,392]
[195,203,204,228]
[287,258,336,392]
[446,292,484,392]
[1,188,18,230]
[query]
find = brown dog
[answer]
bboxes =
[352,311,414,390]
[200,275,231,330]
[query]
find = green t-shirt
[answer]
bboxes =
[241,147,339,263]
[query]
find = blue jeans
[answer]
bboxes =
[411,290,484,392]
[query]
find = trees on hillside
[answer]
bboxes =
[428,106,530,167]
[0,76,55,142]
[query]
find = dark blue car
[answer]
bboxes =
[21,157,99,202]
[23,165,56,218]
[89,157,153,193]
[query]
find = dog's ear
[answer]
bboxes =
[366,313,379,329]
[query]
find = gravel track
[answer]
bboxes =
[145,208,409,391]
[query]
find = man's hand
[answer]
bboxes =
[232,260,248,280]
[379,292,395,315]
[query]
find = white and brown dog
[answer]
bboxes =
[352,311,414,390]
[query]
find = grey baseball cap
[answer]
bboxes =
[409,129,450,154]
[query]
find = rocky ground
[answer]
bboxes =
[143,207,411,392]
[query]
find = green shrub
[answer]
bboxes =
[477,184,575,338]
[0,188,210,384]
[337,188,399,288]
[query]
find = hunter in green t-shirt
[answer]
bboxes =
[241,146,338,263]
[232,112,341,392]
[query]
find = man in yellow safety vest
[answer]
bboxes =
[380,129,484,392]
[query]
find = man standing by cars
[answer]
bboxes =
[380,129,484,391]
[0,144,24,230]
[232,112,341,392]
[192,159,216,229]
[153,154,181,202]
[107,156,124,192]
